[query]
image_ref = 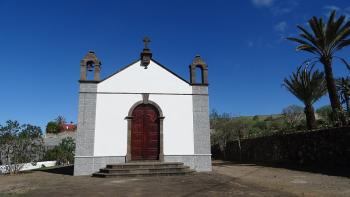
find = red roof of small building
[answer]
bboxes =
[60,123,76,132]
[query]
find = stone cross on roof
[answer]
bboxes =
[143,37,151,49]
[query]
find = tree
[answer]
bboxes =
[287,10,350,124]
[55,115,66,127]
[252,115,259,121]
[44,137,75,165]
[316,105,333,125]
[0,120,44,174]
[210,112,252,160]
[45,121,59,134]
[46,116,69,134]
[336,77,350,117]
[283,65,327,129]
[210,113,235,159]
[230,118,251,161]
[282,105,305,129]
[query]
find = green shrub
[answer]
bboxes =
[46,121,59,134]
[44,137,75,165]
[316,105,332,123]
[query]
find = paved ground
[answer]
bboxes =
[0,161,349,196]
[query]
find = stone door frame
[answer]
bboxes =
[125,97,164,162]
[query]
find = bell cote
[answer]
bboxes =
[80,51,102,82]
[189,55,208,85]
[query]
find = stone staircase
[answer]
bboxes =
[92,162,194,177]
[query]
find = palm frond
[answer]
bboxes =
[287,37,312,46]
[338,57,350,70]
[289,10,350,57]
[336,77,350,105]
[335,39,350,51]
[296,45,319,54]
[283,65,327,105]
[296,26,323,52]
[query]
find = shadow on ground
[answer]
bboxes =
[213,160,350,178]
[35,165,74,176]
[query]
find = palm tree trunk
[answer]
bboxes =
[320,57,346,124]
[304,104,316,130]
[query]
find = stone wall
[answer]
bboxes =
[43,131,76,149]
[212,127,350,167]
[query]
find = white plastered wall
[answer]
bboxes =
[93,60,194,156]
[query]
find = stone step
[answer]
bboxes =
[106,162,184,169]
[99,166,190,174]
[92,162,194,178]
[92,170,194,178]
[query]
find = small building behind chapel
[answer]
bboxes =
[74,39,212,175]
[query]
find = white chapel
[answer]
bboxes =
[74,38,212,176]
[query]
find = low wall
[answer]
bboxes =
[212,127,350,167]
[0,161,57,174]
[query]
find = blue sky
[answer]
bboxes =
[0,0,349,130]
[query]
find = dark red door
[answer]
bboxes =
[131,104,160,160]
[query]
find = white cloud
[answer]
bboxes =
[323,5,350,19]
[271,6,292,15]
[252,0,275,7]
[323,5,340,11]
[271,0,298,15]
[252,0,298,15]
[274,21,287,32]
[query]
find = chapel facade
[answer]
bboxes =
[74,39,211,175]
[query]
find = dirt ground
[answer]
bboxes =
[213,161,350,197]
[0,161,349,197]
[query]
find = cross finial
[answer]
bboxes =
[143,36,151,49]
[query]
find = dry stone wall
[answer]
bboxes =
[212,127,350,167]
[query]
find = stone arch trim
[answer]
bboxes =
[125,98,164,162]
[127,96,164,117]
[80,51,102,81]
[190,55,208,85]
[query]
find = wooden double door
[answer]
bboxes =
[131,104,160,160]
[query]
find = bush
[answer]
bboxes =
[282,105,305,129]
[44,137,75,165]
[46,121,59,134]
[253,121,268,130]
[316,105,332,124]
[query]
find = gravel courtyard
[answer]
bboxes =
[0,161,349,197]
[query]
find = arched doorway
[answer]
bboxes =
[131,104,160,160]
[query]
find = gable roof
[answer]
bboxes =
[99,58,190,85]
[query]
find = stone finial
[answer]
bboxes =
[80,51,102,81]
[189,55,208,85]
[140,37,152,69]
[143,37,151,49]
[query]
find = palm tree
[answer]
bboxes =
[283,65,327,130]
[287,10,350,124]
[336,77,350,116]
